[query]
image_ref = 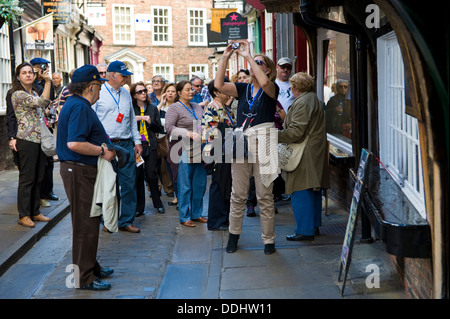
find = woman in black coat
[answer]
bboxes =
[131,81,164,215]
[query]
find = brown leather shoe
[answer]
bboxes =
[119,224,140,233]
[32,214,51,222]
[193,217,208,223]
[181,220,196,227]
[18,216,35,228]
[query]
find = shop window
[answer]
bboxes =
[318,29,352,153]
[377,31,425,218]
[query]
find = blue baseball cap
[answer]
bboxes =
[107,61,133,76]
[72,65,108,83]
[30,57,50,65]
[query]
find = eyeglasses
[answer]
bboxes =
[99,72,107,76]
[136,89,148,95]
[192,84,202,88]
[340,85,349,89]
[254,60,265,66]
[279,65,292,70]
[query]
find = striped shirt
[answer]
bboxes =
[165,101,203,162]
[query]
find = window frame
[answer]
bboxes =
[187,8,207,46]
[151,6,172,46]
[0,24,11,115]
[377,30,425,218]
[112,4,135,45]
[153,64,174,83]
[189,64,208,79]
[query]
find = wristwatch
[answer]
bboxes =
[99,146,105,157]
[9,137,15,140]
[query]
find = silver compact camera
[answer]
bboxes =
[231,42,240,50]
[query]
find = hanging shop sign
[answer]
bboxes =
[207,24,228,47]
[42,0,71,25]
[220,12,248,40]
[14,14,54,50]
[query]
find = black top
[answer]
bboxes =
[133,101,162,151]
[235,82,279,128]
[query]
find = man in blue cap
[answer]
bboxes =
[58,64,116,291]
[30,57,60,206]
[93,60,143,233]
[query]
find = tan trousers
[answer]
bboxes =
[229,156,275,245]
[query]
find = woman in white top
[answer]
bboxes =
[156,83,178,206]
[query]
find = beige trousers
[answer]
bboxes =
[229,156,275,245]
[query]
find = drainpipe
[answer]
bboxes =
[300,0,368,153]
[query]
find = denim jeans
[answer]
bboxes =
[177,152,207,223]
[113,139,137,228]
[291,189,322,236]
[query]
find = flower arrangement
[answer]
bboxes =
[0,0,24,27]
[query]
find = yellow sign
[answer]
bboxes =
[211,8,237,33]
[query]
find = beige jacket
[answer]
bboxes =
[90,155,118,232]
[278,91,329,194]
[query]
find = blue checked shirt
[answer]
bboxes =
[92,82,142,145]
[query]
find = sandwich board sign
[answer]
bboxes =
[338,148,372,296]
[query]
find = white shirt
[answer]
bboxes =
[275,79,295,113]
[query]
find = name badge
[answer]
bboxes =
[116,113,124,123]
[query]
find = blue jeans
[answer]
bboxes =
[291,189,322,236]
[177,152,207,223]
[113,139,137,228]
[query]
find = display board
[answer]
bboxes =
[338,148,372,296]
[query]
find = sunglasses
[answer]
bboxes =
[279,65,292,70]
[254,60,265,66]
[193,84,202,88]
[99,71,107,76]
[136,89,148,95]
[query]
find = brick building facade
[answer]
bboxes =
[92,0,215,83]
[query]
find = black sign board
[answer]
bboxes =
[207,24,228,48]
[220,12,248,40]
[42,0,71,25]
[338,148,372,296]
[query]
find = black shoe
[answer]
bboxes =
[264,244,276,255]
[208,225,229,231]
[168,201,177,206]
[274,208,279,214]
[98,267,114,279]
[47,193,59,201]
[166,192,174,197]
[286,234,314,241]
[157,207,165,214]
[80,279,111,291]
[226,234,240,253]
[246,206,256,217]
[315,227,320,236]
[135,211,144,217]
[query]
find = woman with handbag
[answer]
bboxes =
[156,83,177,207]
[278,72,329,241]
[131,81,164,215]
[214,42,280,255]
[11,62,52,227]
[201,78,235,231]
[165,80,207,227]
